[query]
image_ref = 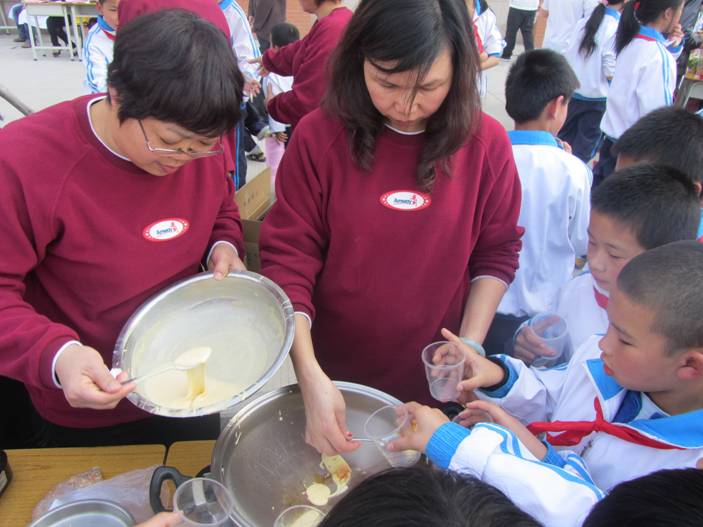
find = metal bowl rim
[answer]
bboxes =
[210,381,403,526]
[111,271,295,417]
[28,499,135,527]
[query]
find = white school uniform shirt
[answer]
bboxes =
[600,26,678,140]
[220,0,262,83]
[509,0,539,11]
[497,131,591,318]
[564,7,619,101]
[478,336,703,491]
[264,73,293,132]
[83,17,115,94]
[542,0,599,55]
[555,272,609,352]
[426,422,603,527]
[475,9,504,98]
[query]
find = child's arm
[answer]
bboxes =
[479,12,504,71]
[391,403,604,527]
[83,33,109,94]
[567,166,591,257]
[228,7,263,84]
[443,328,568,423]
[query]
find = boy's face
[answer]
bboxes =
[97,0,119,29]
[599,287,680,392]
[587,211,646,293]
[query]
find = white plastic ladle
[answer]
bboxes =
[111,346,212,385]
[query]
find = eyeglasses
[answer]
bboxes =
[138,120,224,158]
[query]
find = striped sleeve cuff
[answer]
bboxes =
[426,422,471,469]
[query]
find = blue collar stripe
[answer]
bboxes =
[97,15,115,33]
[604,7,620,20]
[622,410,703,448]
[637,25,666,43]
[586,358,624,400]
[219,0,234,10]
[508,130,561,148]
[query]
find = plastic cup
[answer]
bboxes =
[274,505,325,527]
[363,405,421,468]
[527,313,570,368]
[173,478,235,526]
[421,341,465,402]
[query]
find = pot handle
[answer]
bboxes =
[149,466,191,513]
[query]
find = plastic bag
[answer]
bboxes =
[32,465,161,523]
[32,467,104,519]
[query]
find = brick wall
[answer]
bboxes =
[235,0,315,35]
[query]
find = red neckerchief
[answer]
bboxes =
[102,29,116,41]
[473,22,484,54]
[593,287,608,310]
[527,397,683,450]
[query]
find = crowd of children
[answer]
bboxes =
[3,0,703,525]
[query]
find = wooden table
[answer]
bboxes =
[164,440,216,477]
[0,444,166,526]
[24,1,96,61]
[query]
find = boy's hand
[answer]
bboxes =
[387,402,448,453]
[513,326,557,365]
[456,400,547,460]
[248,56,269,77]
[274,132,288,143]
[244,77,261,97]
[440,328,505,394]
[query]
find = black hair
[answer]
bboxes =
[585,468,703,526]
[318,466,541,527]
[579,0,625,58]
[107,9,243,137]
[504,49,579,123]
[613,107,703,184]
[615,0,684,54]
[618,241,703,352]
[591,164,700,250]
[270,22,300,48]
[324,0,480,191]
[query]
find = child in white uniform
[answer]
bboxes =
[559,0,624,163]
[513,163,700,365]
[449,241,703,496]
[593,0,685,185]
[541,0,599,54]
[83,0,119,94]
[485,49,590,356]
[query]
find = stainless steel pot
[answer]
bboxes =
[112,271,295,417]
[28,500,135,527]
[210,382,410,526]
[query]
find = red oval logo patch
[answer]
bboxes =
[380,190,432,211]
[143,218,190,242]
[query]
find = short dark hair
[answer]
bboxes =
[318,466,541,527]
[584,469,703,527]
[613,108,703,184]
[505,49,579,124]
[591,164,700,250]
[324,0,481,191]
[108,9,243,136]
[270,22,300,48]
[618,241,703,352]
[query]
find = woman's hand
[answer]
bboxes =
[135,512,183,527]
[387,402,448,453]
[55,344,134,410]
[456,400,547,460]
[299,368,360,455]
[513,325,556,366]
[208,243,246,279]
[440,328,505,395]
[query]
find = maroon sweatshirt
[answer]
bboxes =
[262,7,352,127]
[260,110,523,404]
[0,96,244,428]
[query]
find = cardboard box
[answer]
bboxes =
[235,169,273,272]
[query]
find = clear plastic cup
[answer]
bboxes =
[421,341,465,402]
[363,405,421,468]
[173,477,235,526]
[274,505,325,527]
[527,313,570,368]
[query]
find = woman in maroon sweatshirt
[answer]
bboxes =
[0,8,245,447]
[255,0,352,128]
[260,0,523,455]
